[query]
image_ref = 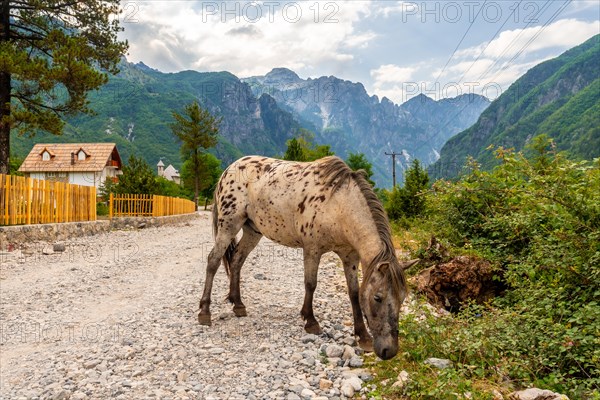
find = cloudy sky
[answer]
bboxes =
[119,0,599,104]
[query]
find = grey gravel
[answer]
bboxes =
[0,211,374,399]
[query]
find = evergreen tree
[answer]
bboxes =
[346,152,375,186]
[171,101,221,209]
[0,0,128,173]
[385,159,429,219]
[101,155,158,196]
[283,137,305,161]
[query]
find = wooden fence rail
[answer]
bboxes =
[109,193,196,218]
[0,174,97,226]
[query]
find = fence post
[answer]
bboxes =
[109,193,114,219]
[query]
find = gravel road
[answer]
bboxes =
[1,212,377,400]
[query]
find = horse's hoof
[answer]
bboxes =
[233,306,247,317]
[358,337,374,352]
[304,321,322,335]
[198,313,212,326]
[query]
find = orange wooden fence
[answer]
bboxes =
[0,174,97,226]
[109,193,196,218]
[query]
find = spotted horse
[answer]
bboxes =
[198,155,417,360]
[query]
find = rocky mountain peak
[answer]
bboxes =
[263,67,302,84]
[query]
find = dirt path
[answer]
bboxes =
[0,212,373,400]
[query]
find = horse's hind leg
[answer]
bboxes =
[301,248,323,334]
[338,250,374,352]
[199,222,244,326]
[227,225,262,317]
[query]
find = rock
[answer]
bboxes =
[209,347,225,355]
[342,336,356,346]
[71,392,87,400]
[287,393,301,400]
[83,359,101,369]
[424,357,453,369]
[344,375,363,391]
[319,378,333,390]
[52,390,71,400]
[300,388,316,398]
[342,345,355,360]
[53,243,66,252]
[325,344,344,358]
[301,334,318,343]
[509,388,570,400]
[42,246,54,255]
[254,273,267,280]
[349,356,363,367]
[391,370,410,389]
[340,382,355,398]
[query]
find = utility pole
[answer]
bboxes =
[385,151,402,187]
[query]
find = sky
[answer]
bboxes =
[118,0,600,104]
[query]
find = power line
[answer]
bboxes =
[456,0,525,86]
[476,0,553,82]
[432,0,488,85]
[488,0,572,83]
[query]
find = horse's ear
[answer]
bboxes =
[377,263,390,274]
[399,259,420,271]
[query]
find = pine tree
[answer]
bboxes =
[170,101,221,209]
[0,0,128,173]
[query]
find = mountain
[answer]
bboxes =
[243,70,490,185]
[12,62,489,187]
[11,60,303,173]
[431,34,600,179]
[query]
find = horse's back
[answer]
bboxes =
[215,156,344,248]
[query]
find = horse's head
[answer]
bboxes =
[360,259,415,360]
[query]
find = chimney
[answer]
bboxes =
[71,152,75,165]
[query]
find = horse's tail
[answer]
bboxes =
[212,186,236,278]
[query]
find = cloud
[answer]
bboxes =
[371,64,416,83]
[227,25,263,37]
[455,19,598,60]
[121,1,375,77]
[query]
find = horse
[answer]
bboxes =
[198,155,415,360]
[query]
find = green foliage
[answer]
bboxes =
[393,138,599,397]
[346,152,375,186]
[283,137,305,161]
[8,153,23,175]
[1,0,128,173]
[156,177,192,200]
[180,153,222,200]
[100,155,159,197]
[171,101,221,208]
[385,159,429,220]
[96,202,109,216]
[283,129,334,161]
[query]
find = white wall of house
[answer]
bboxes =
[69,172,99,187]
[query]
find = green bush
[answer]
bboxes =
[96,202,109,216]
[372,137,599,398]
[424,137,600,396]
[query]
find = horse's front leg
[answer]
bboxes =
[338,250,374,352]
[301,248,323,334]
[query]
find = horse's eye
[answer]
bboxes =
[374,294,382,303]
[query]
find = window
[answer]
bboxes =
[78,150,86,160]
[42,151,50,161]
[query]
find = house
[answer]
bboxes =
[18,143,123,188]
[157,160,181,185]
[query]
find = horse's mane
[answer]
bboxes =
[318,156,407,303]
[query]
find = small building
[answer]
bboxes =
[18,143,123,188]
[157,160,181,185]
